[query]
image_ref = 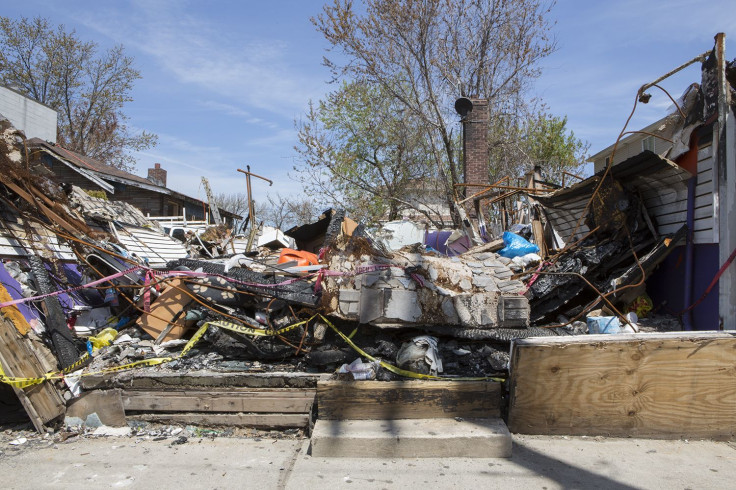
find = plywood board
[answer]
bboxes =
[508,332,736,439]
[317,380,501,420]
[136,278,193,341]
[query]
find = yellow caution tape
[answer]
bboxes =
[206,317,311,337]
[0,316,310,387]
[0,313,505,387]
[317,315,505,382]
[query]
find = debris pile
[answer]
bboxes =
[4,49,727,434]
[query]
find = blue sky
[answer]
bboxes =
[3,0,736,204]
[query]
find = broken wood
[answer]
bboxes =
[508,332,736,439]
[128,413,309,428]
[317,380,501,420]
[0,316,65,432]
[80,371,324,390]
[136,278,194,342]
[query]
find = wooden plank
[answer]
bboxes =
[508,332,736,439]
[81,371,325,390]
[0,317,65,432]
[317,380,501,420]
[128,412,309,428]
[122,388,315,413]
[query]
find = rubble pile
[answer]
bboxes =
[0,93,698,434]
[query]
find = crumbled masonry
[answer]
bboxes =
[2,60,722,434]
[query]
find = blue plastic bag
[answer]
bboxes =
[498,231,540,259]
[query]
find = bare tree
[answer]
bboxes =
[312,0,557,225]
[0,16,156,170]
[260,193,321,230]
[214,191,250,218]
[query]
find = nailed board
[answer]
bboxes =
[128,413,309,429]
[121,388,315,414]
[508,332,736,439]
[317,380,501,420]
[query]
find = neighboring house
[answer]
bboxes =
[589,117,675,174]
[0,85,57,142]
[589,84,701,174]
[28,138,240,226]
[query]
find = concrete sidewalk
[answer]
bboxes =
[1,433,734,489]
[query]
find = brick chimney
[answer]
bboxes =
[459,98,489,190]
[147,163,167,187]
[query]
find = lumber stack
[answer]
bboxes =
[81,371,321,429]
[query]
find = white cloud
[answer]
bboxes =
[75,1,325,120]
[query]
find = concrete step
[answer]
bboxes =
[309,417,512,458]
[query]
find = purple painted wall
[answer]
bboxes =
[647,244,720,329]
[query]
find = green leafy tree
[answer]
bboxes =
[295,81,444,226]
[0,16,156,171]
[488,111,589,185]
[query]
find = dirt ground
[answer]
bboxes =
[0,428,734,489]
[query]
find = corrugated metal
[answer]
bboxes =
[112,223,188,267]
[537,152,694,246]
[0,214,75,260]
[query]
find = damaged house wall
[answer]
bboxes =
[581,39,736,329]
[29,138,240,226]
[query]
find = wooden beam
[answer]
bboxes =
[317,380,501,420]
[122,388,315,413]
[81,371,324,390]
[508,332,736,439]
[128,413,309,429]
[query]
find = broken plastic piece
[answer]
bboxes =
[498,232,540,259]
[278,249,319,267]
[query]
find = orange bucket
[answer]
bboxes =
[277,249,319,267]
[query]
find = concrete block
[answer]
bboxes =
[359,289,384,324]
[384,289,422,322]
[440,297,459,323]
[464,261,484,269]
[494,270,514,279]
[361,272,380,287]
[472,276,498,290]
[453,293,500,327]
[310,418,512,458]
[338,289,361,303]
